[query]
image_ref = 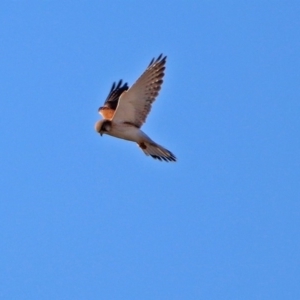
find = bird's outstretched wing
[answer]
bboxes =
[98,80,129,119]
[112,54,166,128]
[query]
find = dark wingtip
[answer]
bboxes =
[150,152,177,162]
[109,79,128,93]
[148,53,167,67]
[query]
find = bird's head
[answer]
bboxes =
[95,120,112,136]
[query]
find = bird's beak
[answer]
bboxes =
[100,132,103,136]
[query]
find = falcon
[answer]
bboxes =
[95,54,176,162]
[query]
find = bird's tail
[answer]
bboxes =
[138,141,176,162]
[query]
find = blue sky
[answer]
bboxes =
[1,1,300,299]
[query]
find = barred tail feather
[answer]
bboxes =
[138,141,176,162]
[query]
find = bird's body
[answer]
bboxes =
[95,120,146,143]
[95,54,176,162]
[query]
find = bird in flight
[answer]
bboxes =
[95,54,176,162]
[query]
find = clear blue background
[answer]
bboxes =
[1,2,300,299]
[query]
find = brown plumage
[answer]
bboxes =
[98,80,128,119]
